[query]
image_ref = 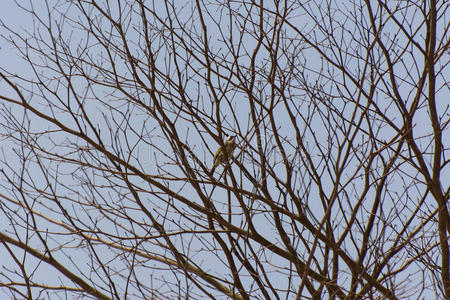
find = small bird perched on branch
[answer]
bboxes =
[210,135,237,175]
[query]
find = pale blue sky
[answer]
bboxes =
[0,0,448,299]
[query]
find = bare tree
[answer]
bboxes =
[0,0,448,299]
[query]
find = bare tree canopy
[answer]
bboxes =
[0,0,449,299]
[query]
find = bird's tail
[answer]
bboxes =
[210,158,221,175]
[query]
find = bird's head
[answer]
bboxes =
[225,135,236,145]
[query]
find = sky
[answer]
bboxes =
[0,0,449,299]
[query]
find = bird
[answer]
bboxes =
[210,135,237,175]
